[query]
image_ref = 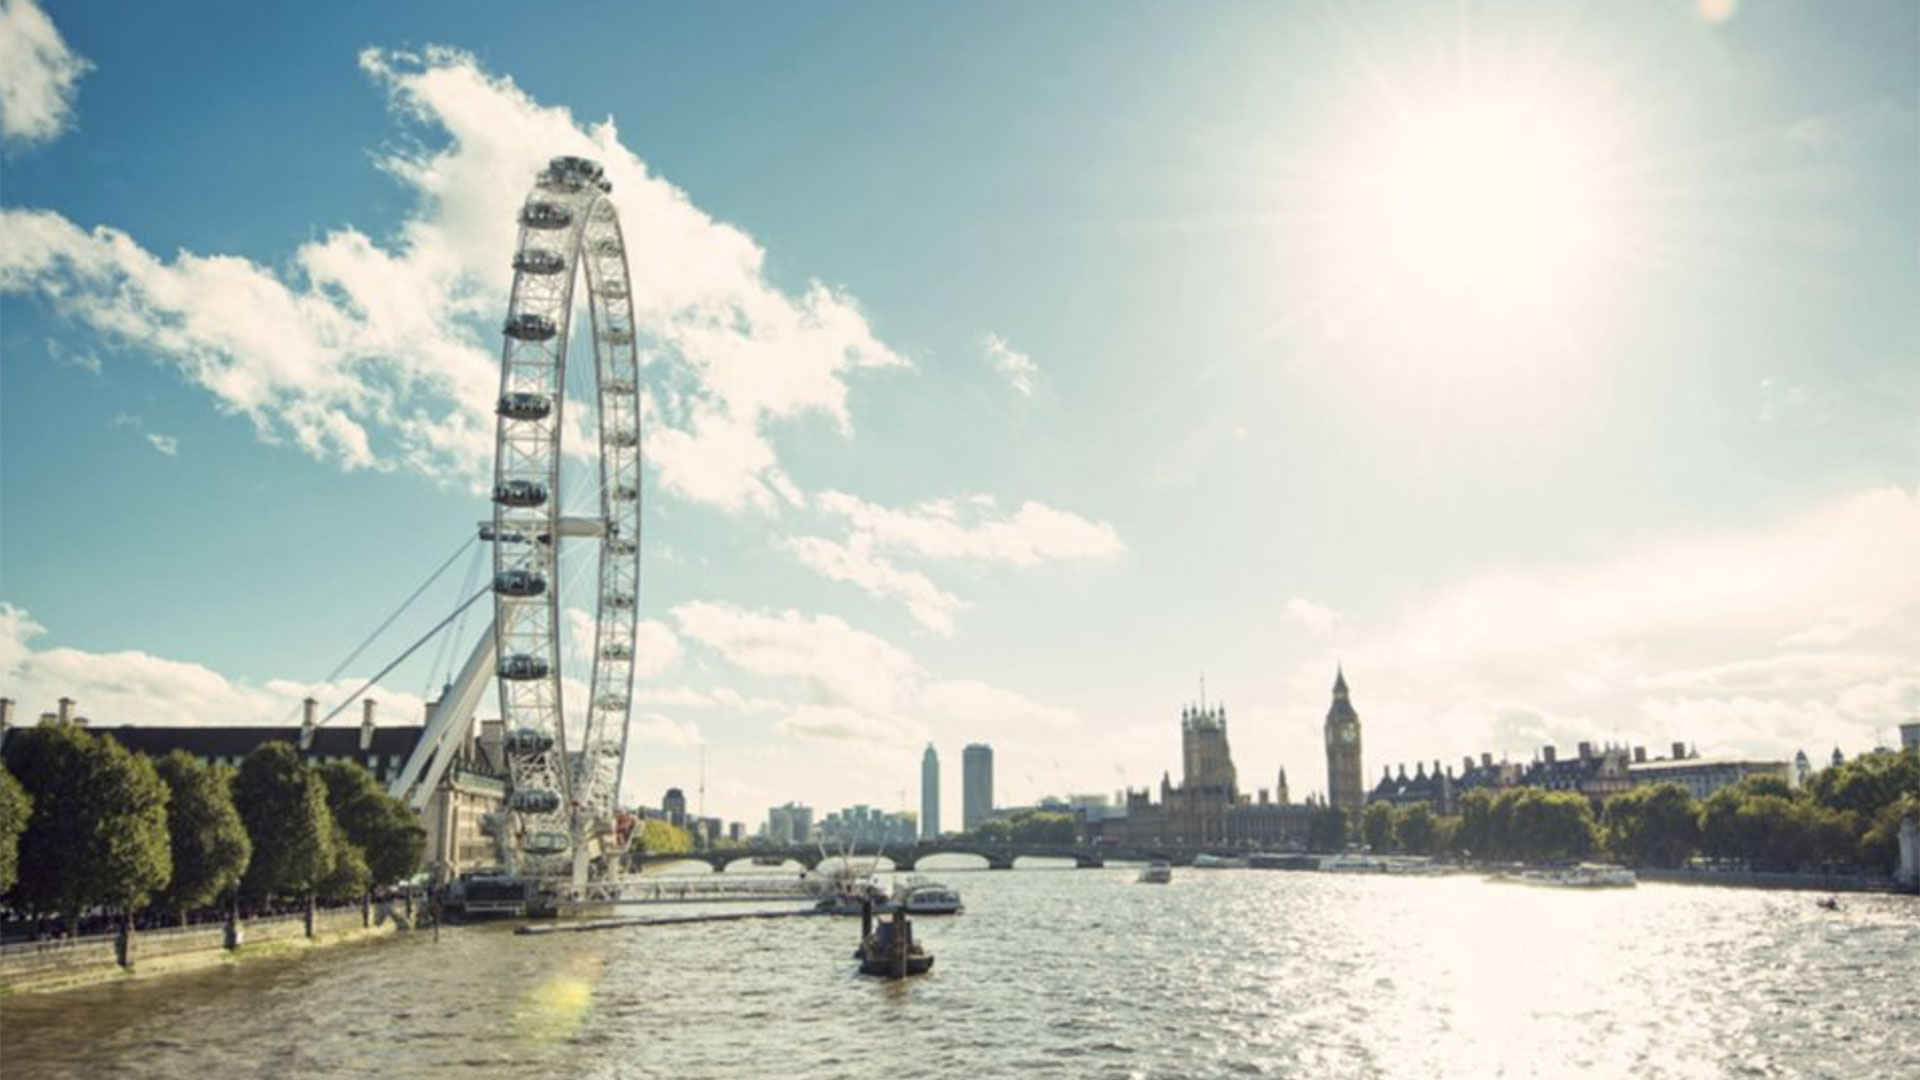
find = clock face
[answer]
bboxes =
[1341,726,1357,744]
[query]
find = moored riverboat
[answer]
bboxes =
[891,877,963,914]
[1509,864,1637,889]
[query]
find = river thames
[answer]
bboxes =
[3,868,1916,1079]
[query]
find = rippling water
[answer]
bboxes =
[4,869,1917,1079]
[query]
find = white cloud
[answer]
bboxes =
[783,535,964,635]
[781,491,1122,631]
[0,46,904,505]
[1638,653,1914,695]
[773,704,919,744]
[1284,597,1344,639]
[1373,487,1920,675]
[671,601,918,717]
[0,0,89,146]
[916,679,1076,731]
[981,333,1038,396]
[563,611,682,678]
[624,712,703,748]
[0,603,427,728]
[669,600,1079,749]
[813,490,1124,566]
[108,412,179,457]
[1320,486,1920,767]
[44,337,100,374]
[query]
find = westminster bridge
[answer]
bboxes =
[634,841,1214,872]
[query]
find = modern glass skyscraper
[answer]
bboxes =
[963,743,994,832]
[921,744,940,839]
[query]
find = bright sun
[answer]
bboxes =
[1324,90,1616,349]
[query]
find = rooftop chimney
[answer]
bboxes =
[1633,746,1647,764]
[1578,741,1594,760]
[1463,755,1475,773]
[300,698,318,752]
[1671,741,1687,761]
[1482,752,1494,768]
[1542,745,1557,764]
[0,698,12,733]
[57,697,75,725]
[360,699,377,752]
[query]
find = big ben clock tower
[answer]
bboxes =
[1325,666,1364,816]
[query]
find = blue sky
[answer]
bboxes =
[2,0,1915,828]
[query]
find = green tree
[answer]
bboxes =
[1601,784,1700,868]
[6,723,172,928]
[636,818,692,854]
[1506,789,1597,863]
[1361,802,1397,852]
[152,752,252,922]
[1860,793,1920,873]
[1808,750,1920,821]
[232,742,335,902]
[1453,789,1499,859]
[1009,811,1077,845]
[0,757,30,895]
[973,819,1013,844]
[1699,787,1855,869]
[315,821,370,903]
[1395,804,1437,855]
[315,761,425,887]
[1307,806,1348,852]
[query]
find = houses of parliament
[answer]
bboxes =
[1107,668,1363,848]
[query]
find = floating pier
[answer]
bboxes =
[515,908,825,935]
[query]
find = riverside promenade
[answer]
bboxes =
[0,897,418,995]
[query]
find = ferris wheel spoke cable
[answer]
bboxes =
[425,539,489,697]
[287,534,478,723]
[313,581,494,730]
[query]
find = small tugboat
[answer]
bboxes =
[1138,860,1173,884]
[855,901,934,978]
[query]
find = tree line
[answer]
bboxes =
[1351,748,1919,870]
[0,721,425,933]
[965,810,1078,846]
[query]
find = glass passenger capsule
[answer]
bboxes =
[504,728,554,754]
[497,391,552,420]
[513,249,566,275]
[493,480,548,508]
[497,654,550,681]
[493,569,546,597]
[520,202,572,229]
[504,313,558,341]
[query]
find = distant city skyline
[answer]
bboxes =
[1,1,1915,828]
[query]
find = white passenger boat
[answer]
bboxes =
[891,877,963,914]
[1138,861,1173,884]
[1192,853,1248,869]
[1319,854,1389,873]
[1515,864,1636,889]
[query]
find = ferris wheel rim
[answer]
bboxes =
[487,154,642,876]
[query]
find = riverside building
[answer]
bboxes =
[921,744,941,839]
[1104,676,1348,850]
[0,696,510,884]
[963,743,994,831]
